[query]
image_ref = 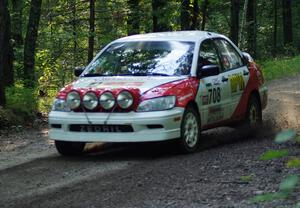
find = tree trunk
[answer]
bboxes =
[88,0,95,63]
[282,0,293,46]
[181,0,191,30]
[0,0,11,106]
[11,0,24,46]
[201,0,209,31]
[23,0,42,87]
[273,0,278,56]
[0,0,14,88]
[191,0,199,29]
[72,0,78,68]
[246,0,256,57]
[230,0,240,45]
[127,0,140,35]
[152,0,169,32]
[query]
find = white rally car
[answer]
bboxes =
[49,31,268,155]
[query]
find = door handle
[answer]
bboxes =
[222,76,228,82]
[243,70,249,76]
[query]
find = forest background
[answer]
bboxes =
[0,0,299,126]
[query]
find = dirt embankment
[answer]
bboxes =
[0,75,299,208]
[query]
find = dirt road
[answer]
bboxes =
[0,75,299,208]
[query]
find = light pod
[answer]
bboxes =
[117,91,134,109]
[99,92,115,110]
[66,91,81,110]
[83,92,98,110]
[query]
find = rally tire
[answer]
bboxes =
[55,141,86,156]
[245,94,262,130]
[178,106,201,153]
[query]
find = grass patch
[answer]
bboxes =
[258,56,300,81]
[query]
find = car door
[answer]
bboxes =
[213,38,249,119]
[196,39,229,126]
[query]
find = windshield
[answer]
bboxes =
[82,41,195,77]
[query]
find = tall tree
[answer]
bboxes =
[0,0,12,106]
[230,0,240,45]
[23,0,42,87]
[88,0,95,63]
[1,0,14,87]
[11,0,24,46]
[127,0,140,35]
[246,0,257,57]
[282,0,293,46]
[273,0,278,56]
[191,0,199,29]
[152,0,169,32]
[181,0,191,30]
[201,0,209,30]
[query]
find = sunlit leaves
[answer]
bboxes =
[287,158,300,168]
[260,149,289,161]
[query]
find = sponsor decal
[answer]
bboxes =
[229,73,245,93]
[208,105,224,122]
[212,77,221,86]
[202,95,209,105]
[96,81,144,88]
[178,93,193,102]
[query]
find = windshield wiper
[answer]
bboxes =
[118,72,170,76]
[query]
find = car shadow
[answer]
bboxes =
[65,119,278,162]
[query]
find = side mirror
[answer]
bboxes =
[242,52,253,64]
[74,67,85,77]
[198,65,220,78]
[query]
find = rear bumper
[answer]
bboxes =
[259,85,268,110]
[48,108,184,142]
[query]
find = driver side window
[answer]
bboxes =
[198,39,222,71]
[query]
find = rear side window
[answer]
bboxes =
[214,39,244,71]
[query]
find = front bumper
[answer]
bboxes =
[48,108,184,142]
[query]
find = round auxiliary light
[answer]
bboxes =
[117,91,134,109]
[83,92,98,110]
[66,91,81,110]
[99,92,115,110]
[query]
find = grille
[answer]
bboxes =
[69,124,134,133]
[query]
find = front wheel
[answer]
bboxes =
[55,141,86,156]
[178,106,201,153]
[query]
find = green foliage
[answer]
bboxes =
[287,158,300,168]
[0,107,21,128]
[259,56,300,80]
[275,129,297,144]
[252,173,299,203]
[252,130,300,205]
[260,149,289,161]
[4,84,37,123]
[240,174,254,183]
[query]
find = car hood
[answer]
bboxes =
[72,76,187,94]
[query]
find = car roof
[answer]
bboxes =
[114,31,224,43]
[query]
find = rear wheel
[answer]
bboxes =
[55,141,86,156]
[245,94,262,129]
[178,106,201,153]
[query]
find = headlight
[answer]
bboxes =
[99,92,115,110]
[66,91,81,110]
[83,92,98,110]
[117,91,134,109]
[51,99,71,112]
[137,96,176,112]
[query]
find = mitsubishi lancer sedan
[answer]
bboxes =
[48,31,268,155]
